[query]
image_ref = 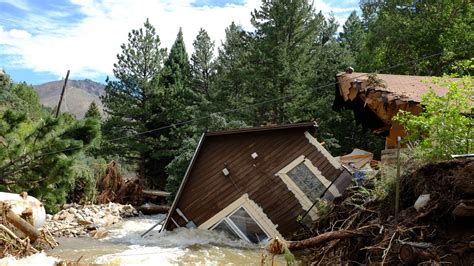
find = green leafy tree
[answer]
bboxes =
[395,77,474,161]
[191,28,215,99]
[102,20,200,188]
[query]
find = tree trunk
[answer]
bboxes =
[399,243,439,264]
[268,225,379,253]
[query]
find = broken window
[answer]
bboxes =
[276,155,340,220]
[287,162,333,201]
[211,207,270,244]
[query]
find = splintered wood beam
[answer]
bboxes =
[5,210,40,242]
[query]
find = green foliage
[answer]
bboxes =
[359,0,474,75]
[212,22,251,116]
[246,0,324,124]
[339,11,365,55]
[85,101,101,120]
[163,28,192,88]
[68,155,107,204]
[395,77,474,161]
[102,19,199,188]
[191,28,215,99]
[315,199,332,217]
[0,110,100,212]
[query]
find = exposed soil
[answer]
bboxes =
[291,159,474,265]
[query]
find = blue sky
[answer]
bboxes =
[0,0,359,85]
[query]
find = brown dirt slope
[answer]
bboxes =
[294,159,473,265]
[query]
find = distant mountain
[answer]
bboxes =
[34,79,105,118]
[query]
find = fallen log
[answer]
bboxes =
[6,209,40,242]
[142,190,170,198]
[399,243,439,264]
[268,224,379,253]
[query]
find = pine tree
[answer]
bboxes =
[191,28,215,99]
[163,28,191,88]
[247,0,322,124]
[0,108,99,212]
[101,19,168,185]
[212,22,250,116]
[85,101,101,120]
[102,20,200,188]
[339,11,364,54]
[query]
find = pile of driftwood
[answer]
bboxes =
[96,161,143,205]
[268,159,474,264]
[0,201,57,258]
[96,161,170,214]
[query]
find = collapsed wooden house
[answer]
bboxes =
[161,122,352,243]
[333,71,462,149]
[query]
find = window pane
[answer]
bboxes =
[213,220,240,240]
[287,162,328,201]
[229,208,268,244]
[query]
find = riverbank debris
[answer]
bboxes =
[267,159,473,264]
[0,193,57,258]
[44,203,138,238]
[96,161,170,211]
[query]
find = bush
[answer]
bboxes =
[395,77,473,162]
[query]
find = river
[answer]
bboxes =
[0,214,296,265]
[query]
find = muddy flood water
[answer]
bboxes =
[0,214,298,265]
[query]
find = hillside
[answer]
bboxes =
[34,79,105,118]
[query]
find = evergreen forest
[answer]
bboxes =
[1,0,472,211]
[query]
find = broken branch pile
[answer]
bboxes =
[0,202,57,258]
[270,159,474,264]
[96,161,144,205]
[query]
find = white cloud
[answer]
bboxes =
[0,0,354,80]
[0,0,30,11]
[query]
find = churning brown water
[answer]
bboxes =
[1,215,295,265]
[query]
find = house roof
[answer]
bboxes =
[205,121,318,136]
[336,72,458,102]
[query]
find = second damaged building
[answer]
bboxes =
[162,122,352,243]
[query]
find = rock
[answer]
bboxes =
[414,194,430,211]
[65,213,75,222]
[46,203,138,239]
[91,228,108,239]
[78,219,92,225]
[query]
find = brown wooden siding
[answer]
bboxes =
[165,126,350,238]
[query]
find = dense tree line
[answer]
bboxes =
[101,0,472,195]
[1,0,472,206]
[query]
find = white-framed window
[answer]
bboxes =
[211,207,270,243]
[199,194,283,244]
[276,155,340,220]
